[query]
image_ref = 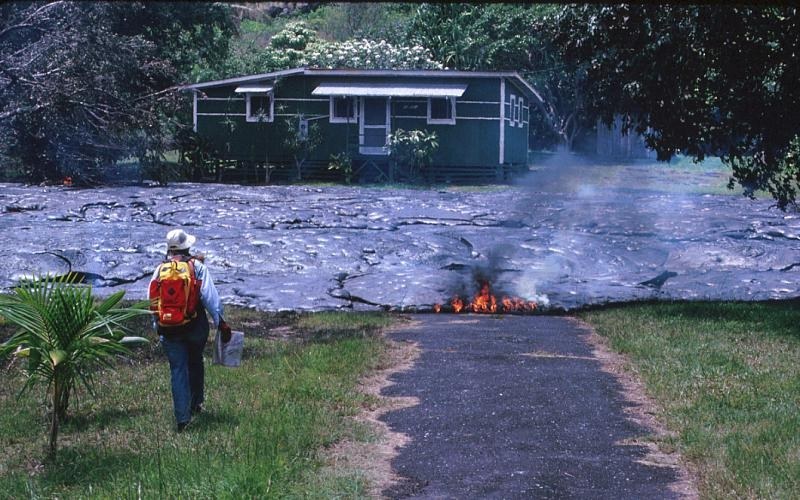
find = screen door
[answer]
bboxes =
[359,97,390,155]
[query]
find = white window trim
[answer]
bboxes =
[515,98,522,127]
[329,96,358,123]
[499,79,505,164]
[245,92,274,123]
[510,94,517,126]
[427,96,456,125]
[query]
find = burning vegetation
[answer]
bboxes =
[434,280,538,314]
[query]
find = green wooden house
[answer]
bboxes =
[184,67,536,182]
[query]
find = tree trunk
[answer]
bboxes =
[295,156,303,181]
[48,371,71,459]
[48,409,59,459]
[565,129,577,152]
[48,378,62,459]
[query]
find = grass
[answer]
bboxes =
[578,300,800,499]
[0,307,396,498]
[6,296,799,497]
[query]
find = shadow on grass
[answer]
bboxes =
[64,407,148,432]
[41,446,138,488]
[184,407,241,434]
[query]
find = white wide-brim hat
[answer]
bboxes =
[166,229,196,251]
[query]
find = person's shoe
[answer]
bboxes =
[177,420,190,432]
[191,404,203,415]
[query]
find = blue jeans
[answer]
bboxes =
[161,317,209,425]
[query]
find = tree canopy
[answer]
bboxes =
[405,4,586,150]
[555,5,800,208]
[213,20,442,79]
[0,1,234,183]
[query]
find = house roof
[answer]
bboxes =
[184,67,305,90]
[312,81,468,98]
[183,67,539,101]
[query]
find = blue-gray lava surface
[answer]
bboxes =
[2,164,799,311]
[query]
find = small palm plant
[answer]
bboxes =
[0,275,150,458]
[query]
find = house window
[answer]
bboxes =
[427,96,456,125]
[330,96,357,123]
[246,93,273,122]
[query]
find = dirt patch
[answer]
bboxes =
[571,317,699,500]
[318,322,421,499]
[520,350,595,361]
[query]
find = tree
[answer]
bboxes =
[283,113,322,181]
[0,2,235,183]
[405,4,487,70]
[308,2,414,42]
[0,276,149,458]
[303,38,442,70]
[554,5,800,209]
[405,4,588,151]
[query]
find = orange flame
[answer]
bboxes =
[501,296,538,313]
[437,280,538,314]
[471,281,497,313]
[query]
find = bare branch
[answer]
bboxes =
[0,1,67,40]
[0,103,48,121]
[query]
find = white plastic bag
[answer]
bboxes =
[213,330,244,367]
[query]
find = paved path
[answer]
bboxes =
[380,315,684,499]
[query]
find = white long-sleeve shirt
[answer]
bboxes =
[149,257,224,327]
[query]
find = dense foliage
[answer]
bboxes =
[405,4,585,150]
[555,5,800,208]
[388,129,439,180]
[0,1,234,184]
[212,19,441,79]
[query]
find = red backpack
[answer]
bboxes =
[149,257,202,328]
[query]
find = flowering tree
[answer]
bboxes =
[302,38,442,70]
[216,21,442,79]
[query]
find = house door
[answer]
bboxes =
[359,97,390,155]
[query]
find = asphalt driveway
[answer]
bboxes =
[380,314,688,499]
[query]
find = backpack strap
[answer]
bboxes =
[185,257,202,315]
[186,257,196,278]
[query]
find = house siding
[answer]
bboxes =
[503,80,530,166]
[193,72,529,173]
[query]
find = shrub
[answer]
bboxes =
[0,275,150,458]
[388,128,439,181]
[327,152,354,184]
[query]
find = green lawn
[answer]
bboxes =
[579,300,800,499]
[0,309,396,498]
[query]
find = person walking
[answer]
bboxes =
[149,229,231,431]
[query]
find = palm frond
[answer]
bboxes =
[95,290,125,315]
[2,274,150,434]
